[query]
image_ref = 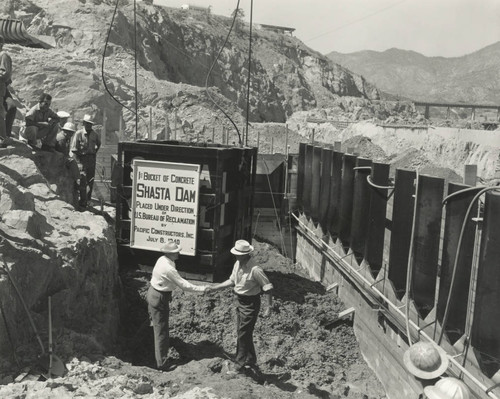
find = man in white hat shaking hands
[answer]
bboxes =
[210,239,274,374]
[147,242,209,371]
[70,114,101,206]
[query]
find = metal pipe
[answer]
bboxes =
[244,0,253,147]
[291,212,499,399]
[134,0,138,140]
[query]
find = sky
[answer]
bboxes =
[154,0,500,57]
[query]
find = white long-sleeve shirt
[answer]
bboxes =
[150,256,205,293]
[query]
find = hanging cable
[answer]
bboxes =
[101,0,136,116]
[204,0,242,146]
[244,0,253,146]
[134,0,138,140]
[438,186,500,345]
[263,158,288,257]
[405,169,419,346]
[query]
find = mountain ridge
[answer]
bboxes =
[327,42,500,103]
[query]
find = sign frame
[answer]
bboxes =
[130,159,201,255]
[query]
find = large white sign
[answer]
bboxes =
[130,160,200,255]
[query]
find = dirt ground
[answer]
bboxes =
[0,240,387,398]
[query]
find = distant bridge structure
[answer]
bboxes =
[414,101,500,122]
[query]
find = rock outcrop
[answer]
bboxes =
[0,143,120,373]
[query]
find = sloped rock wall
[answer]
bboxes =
[0,144,120,373]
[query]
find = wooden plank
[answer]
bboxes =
[472,191,500,373]
[350,158,373,261]
[365,162,390,276]
[327,151,343,237]
[437,183,478,343]
[319,147,333,230]
[388,169,416,299]
[411,174,444,318]
[339,154,357,247]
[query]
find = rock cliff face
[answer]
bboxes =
[1,0,379,143]
[0,144,120,372]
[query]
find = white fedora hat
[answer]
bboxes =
[57,111,70,119]
[160,242,181,254]
[424,377,470,399]
[403,341,449,380]
[81,114,95,124]
[230,239,254,255]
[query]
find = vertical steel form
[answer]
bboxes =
[302,144,313,217]
[365,162,390,276]
[388,169,416,299]
[350,158,372,261]
[438,183,477,343]
[310,146,322,223]
[319,147,333,231]
[296,143,306,211]
[472,191,500,377]
[327,151,343,238]
[411,175,444,318]
[339,154,357,247]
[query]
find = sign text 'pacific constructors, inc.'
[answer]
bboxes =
[130,160,200,255]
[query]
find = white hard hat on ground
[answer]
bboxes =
[403,341,449,380]
[57,111,71,119]
[423,377,470,399]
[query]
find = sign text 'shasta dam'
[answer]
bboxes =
[136,184,196,202]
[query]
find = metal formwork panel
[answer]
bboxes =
[302,144,313,217]
[296,143,306,211]
[472,191,500,376]
[326,151,343,237]
[319,148,333,229]
[365,162,390,276]
[437,183,477,343]
[338,154,357,247]
[388,169,416,299]
[350,158,373,260]
[411,175,444,318]
[310,146,322,223]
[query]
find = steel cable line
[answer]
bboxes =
[305,0,409,44]
[204,0,242,146]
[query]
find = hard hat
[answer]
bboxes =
[403,341,449,379]
[423,377,470,399]
[62,122,76,133]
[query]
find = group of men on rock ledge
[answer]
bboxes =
[0,35,101,209]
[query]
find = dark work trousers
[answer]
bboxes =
[80,154,96,200]
[235,294,261,367]
[4,89,16,138]
[147,286,172,369]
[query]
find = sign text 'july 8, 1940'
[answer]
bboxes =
[130,160,201,255]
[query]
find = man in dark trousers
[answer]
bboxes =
[147,242,208,371]
[22,93,60,151]
[70,114,101,205]
[211,239,274,374]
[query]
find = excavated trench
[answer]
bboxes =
[115,240,387,398]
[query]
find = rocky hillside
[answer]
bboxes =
[1,0,379,143]
[327,42,500,104]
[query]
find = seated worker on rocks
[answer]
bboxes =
[56,122,87,209]
[21,93,60,151]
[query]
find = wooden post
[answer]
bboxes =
[174,111,177,140]
[271,137,274,154]
[311,128,315,144]
[212,127,215,142]
[464,165,477,186]
[334,141,341,151]
[102,108,107,145]
[257,130,260,149]
[118,108,123,138]
[149,107,152,140]
[285,124,289,155]
[165,111,170,140]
